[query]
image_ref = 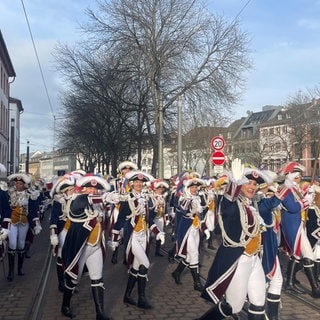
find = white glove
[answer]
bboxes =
[103,192,120,204]
[0,228,9,241]
[304,192,315,206]
[204,229,210,240]
[107,240,120,251]
[169,207,176,219]
[231,158,246,183]
[50,234,59,247]
[34,224,42,235]
[156,232,165,245]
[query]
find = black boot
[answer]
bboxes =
[207,231,215,250]
[190,265,204,292]
[155,240,163,257]
[7,248,15,282]
[314,260,320,282]
[171,260,187,285]
[137,265,153,309]
[61,279,75,319]
[57,257,65,293]
[266,292,280,320]
[168,244,176,263]
[111,246,118,264]
[91,279,110,320]
[248,304,265,320]
[284,257,305,294]
[303,257,320,298]
[17,250,25,276]
[25,241,31,258]
[195,300,232,320]
[123,268,138,306]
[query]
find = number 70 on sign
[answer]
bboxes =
[210,136,225,151]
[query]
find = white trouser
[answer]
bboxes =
[226,254,266,313]
[185,226,200,266]
[300,227,315,260]
[131,231,150,270]
[267,255,283,295]
[76,244,103,282]
[57,228,67,258]
[8,222,29,250]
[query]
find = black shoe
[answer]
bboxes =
[18,269,25,276]
[137,297,153,309]
[123,296,136,306]
[7,275,13,282]
[61,306,75,318]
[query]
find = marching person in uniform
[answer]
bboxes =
[149,179,170,257]
[49,173,78,292]
[61,174,116,320]
[108,160,138,264]
[255,175,285,320]
[110,171,165,309]
[305,180,320,281]
[171,177,209,292]
[197,159,289,320]
[2,173,42,281]
[0,180,10,254]
[280,161,320,298]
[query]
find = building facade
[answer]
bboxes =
[9,97,23,174]
[0,30,16,178]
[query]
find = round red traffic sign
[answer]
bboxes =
[211,151,225,165]
[211,136,225,151]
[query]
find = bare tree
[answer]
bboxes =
[80,0,251,176]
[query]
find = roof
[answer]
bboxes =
[0,30,16,77]
[9,97,24,113]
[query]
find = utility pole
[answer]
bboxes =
[177,96,182,174]
[158,95,164,179]
[26,140,30,174]
[10,118,15,174]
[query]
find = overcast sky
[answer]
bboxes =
[1,0,320,153]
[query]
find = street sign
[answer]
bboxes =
[211,136,225,151]
[212,151,225,166]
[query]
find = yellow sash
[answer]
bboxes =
[87,222,101,245]
[134,215,147,232]
[244,235,261,256]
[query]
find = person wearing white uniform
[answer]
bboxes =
[149,179,169,257]
[171,177,209,292]
[110,171,165,309]
[3,173,41,281]
[61,174,116,320]
[198,160,288,320]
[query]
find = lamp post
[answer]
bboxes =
[26,140,30,174]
